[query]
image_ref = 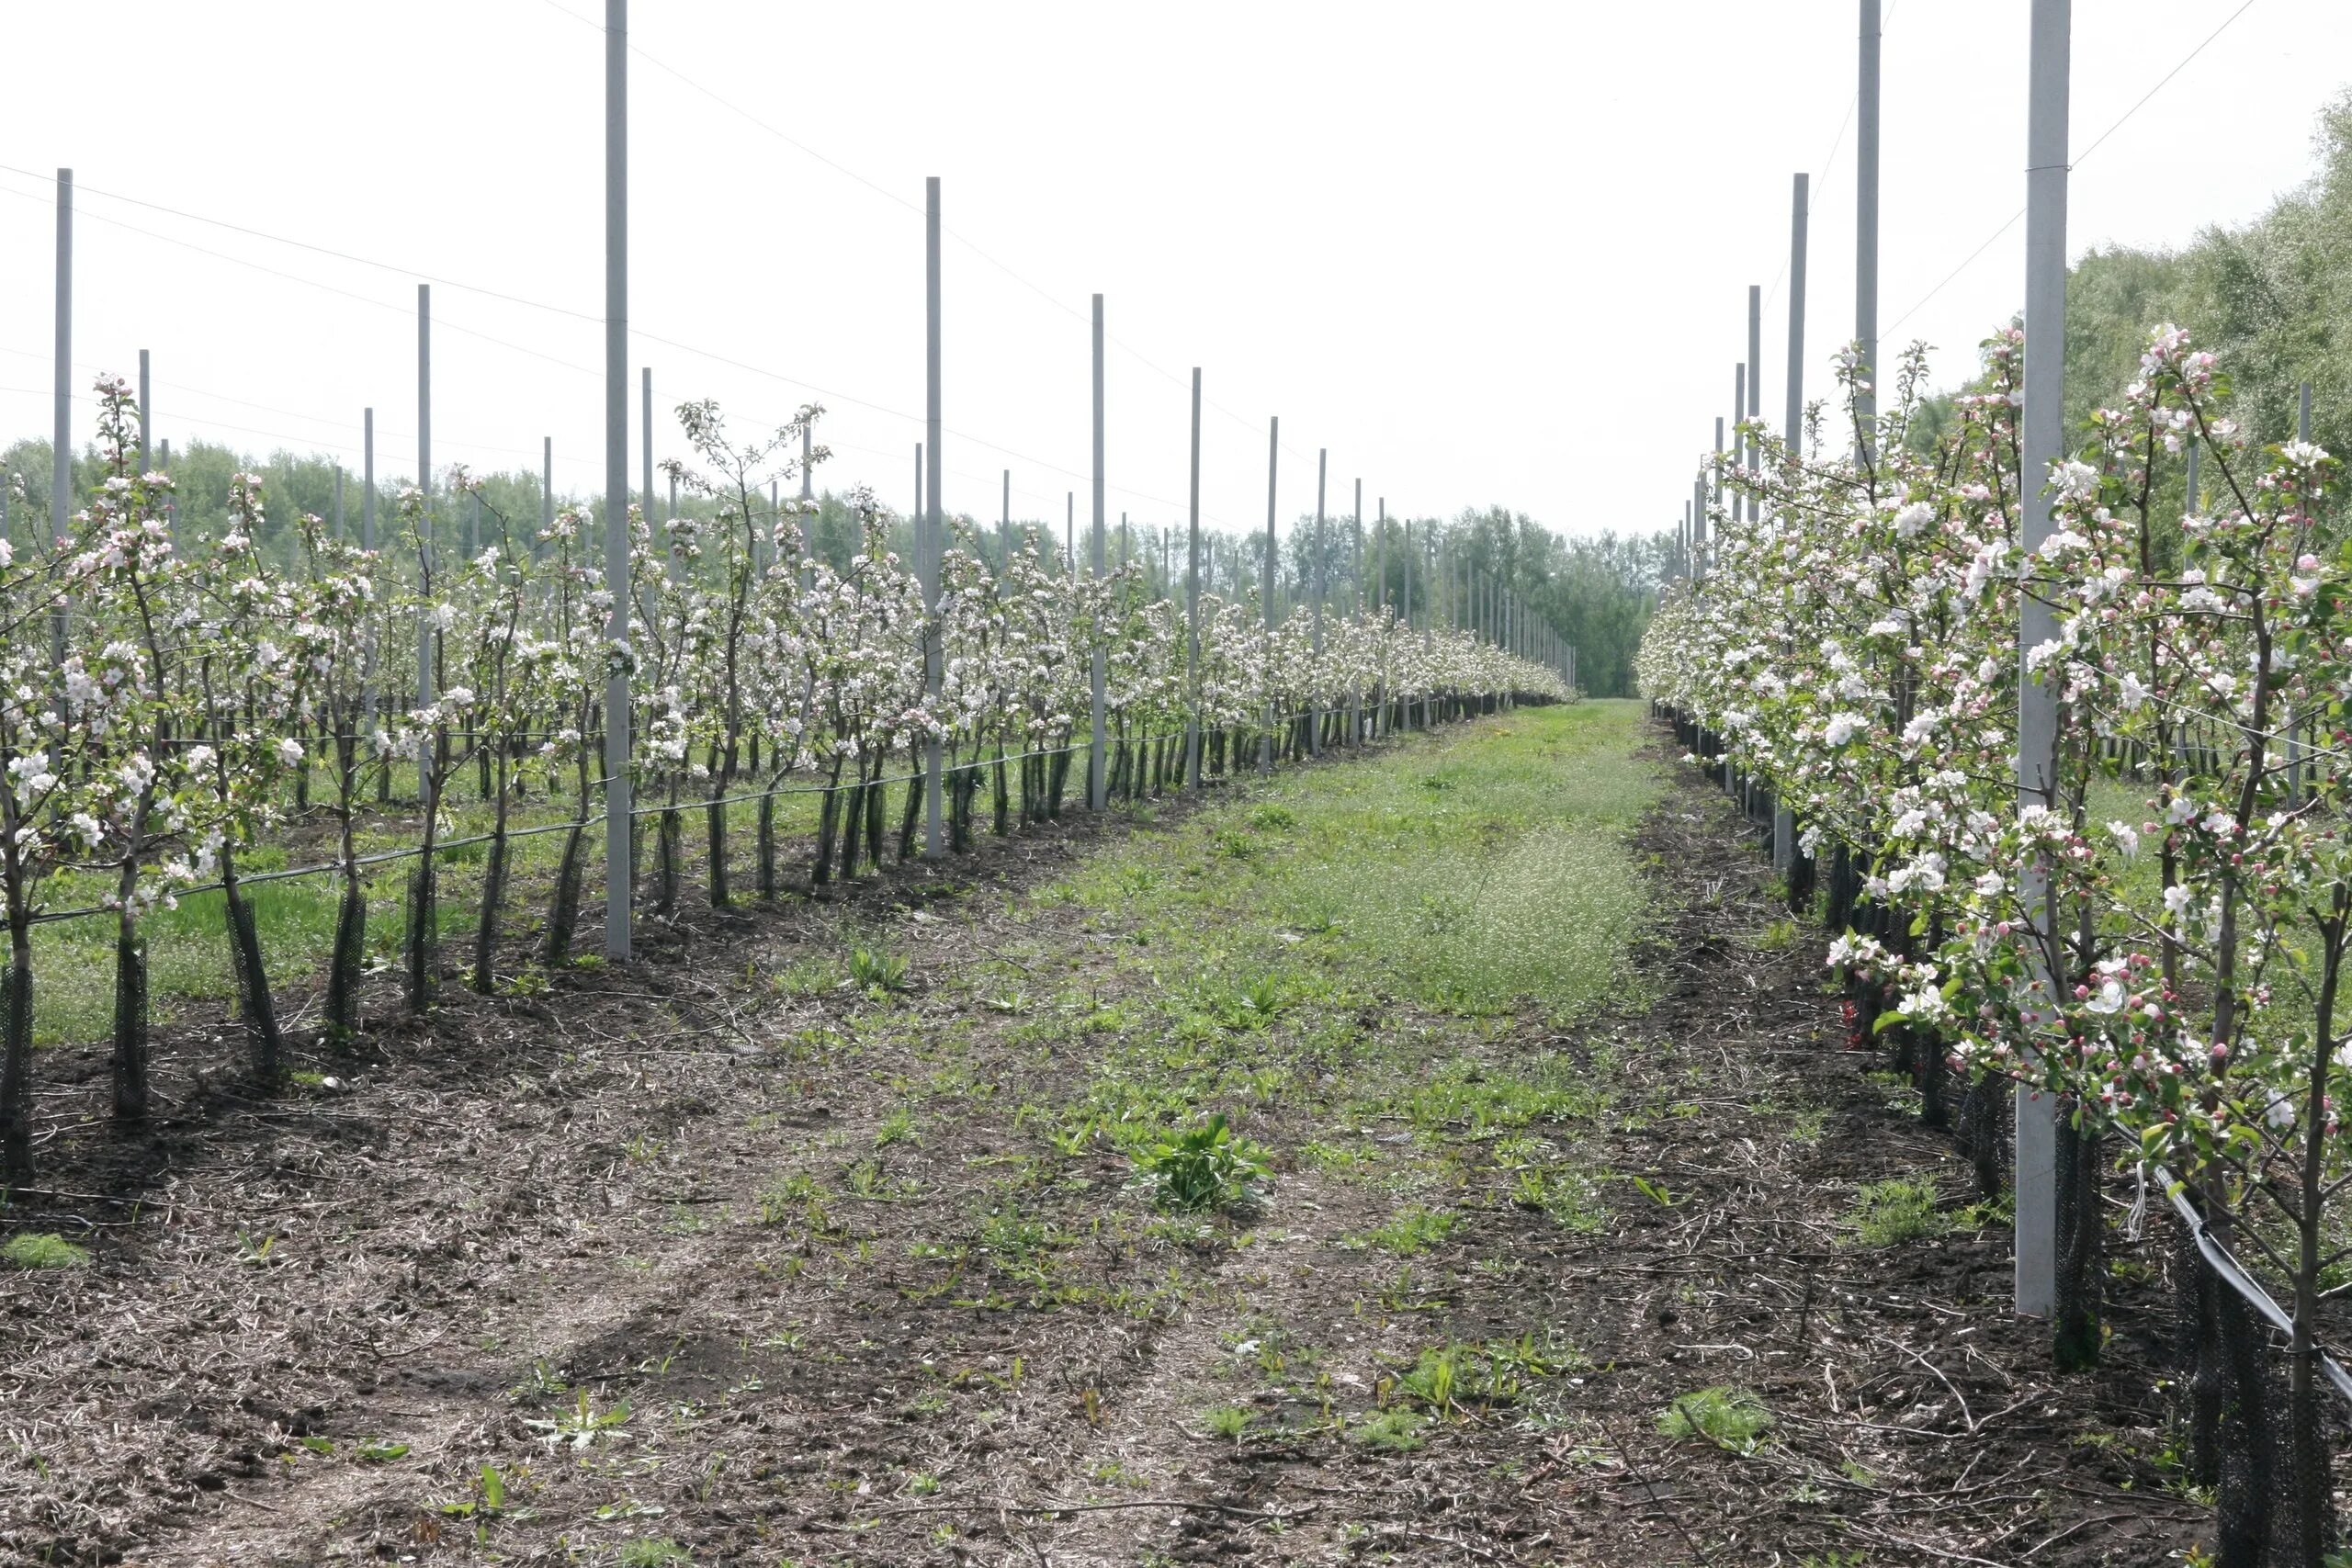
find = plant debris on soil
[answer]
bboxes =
[0,705,2215,1566]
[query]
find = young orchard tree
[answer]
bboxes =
[75,377,191,1119]
[662,399,823,907]
[285,496,381,1041]
[182,473,334,1080]
[442,468,540,994]
[535,502,613,966]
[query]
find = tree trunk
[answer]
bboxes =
[0,916,30,1182]
[757,786,777,899]
[707,791,730,908]
[406,772,443,1015]
[471,752,514,994]
[222,846,284,1079]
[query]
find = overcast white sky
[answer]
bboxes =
[0,1,2343,543]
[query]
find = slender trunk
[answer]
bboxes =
[656,778,682,917]
[2289,911,2346,1561]
[471,745,513,994]
[841,763,866,879]
[542,750,592,967]
[992,727,1010,836]
[898,743,922,861]
[757,784,778,899]
[707,791,731,909]
[111,784,156,1119]
[221,844,284,1078]
[407,768,443,1014]
[0,904,29,1183]
[325,728,367,1042]
[813,754,845,888]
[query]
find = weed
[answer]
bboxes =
[1844,1177,1948,1247]
[875,1108,920,1148]
[1213,829,1261,862]
[1510,1167,1609,1233]
[617,1540,690,1567]
[1135,1114,1272,1213]
[524,1392,632,1450]
[1207,971,1285,1031]
[2,1233,89,1270]
[1391,1337,1570,1414]
[849,948,910,993]
[1247,804,1295,830]
[1351,1207,1459,1257]
[1202,1404,1254,1442]
[772,957,841,999]
[1755,918,1800,952]
[1658,1386,1772,1453]
[355,1438,410,1462]
[1348,1408,1429,1453]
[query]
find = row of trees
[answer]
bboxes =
[0,379,1570,1186]
[1639,320,2345,1561]
[0,440,1676,696]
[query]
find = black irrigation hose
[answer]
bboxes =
[2152,1162,2352,1408]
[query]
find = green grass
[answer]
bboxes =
[1249,706,1659,1017]
[1068,703,1658,1018]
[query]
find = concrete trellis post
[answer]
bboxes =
[641,367,655,572]
[51,169,71,671]
[1747,285,1763,523]
[2014,0,2071,1321]
[1705,418,1720,577]
[1351,479,1363,744]
[1090,294,1107,811]
[1734,361,1746,498]
[800,421,815,592]
[363,408,377,702]
[2290,381,2312,796]
[1261,418,1277,773]
[1185,368,1202,789]
[137,348,150,474]
[923,176,944,858]
[1310,450,1326,756]
[604,0,633,962]
[1857,0,1883,461]
[1001,468,1012,572]
[1774,173,1808,877]
[416,283,435,802]
[1419,526,1435,728]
